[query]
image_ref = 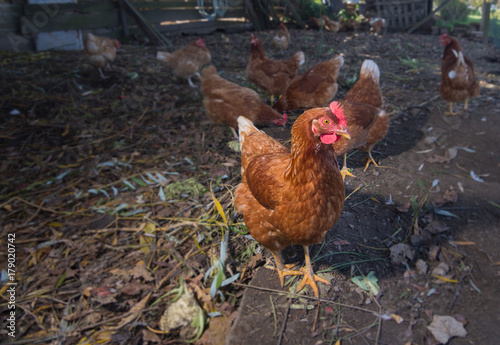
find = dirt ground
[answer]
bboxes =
[1,28,500,345]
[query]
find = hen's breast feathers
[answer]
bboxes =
[236,114,344,246]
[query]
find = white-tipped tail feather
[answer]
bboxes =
[237,116,259,145]
[360,59,380,82]
[296,52,305,65]
[335,55,345,68]
[156,51,172,65]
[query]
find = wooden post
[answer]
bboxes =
[407,0,453,33]
[117,0,129,37]
[481,0,491,44]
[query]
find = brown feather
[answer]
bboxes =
[273,56,344,113]
[201,65,284,129]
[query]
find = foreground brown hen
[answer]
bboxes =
[334,59,388,179]
[439,34,480,115]
[200,65,286,131]
[84,33,120,79]
[246,34,305,103]
[273,55,344,113]
[235,102,351,297]
[157,38,211,87]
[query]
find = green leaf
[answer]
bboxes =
[351,271,380,295]
[131,176,147,187]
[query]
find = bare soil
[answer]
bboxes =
[0,29,499,345]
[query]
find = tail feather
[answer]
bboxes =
[457,51,465,67]
[156,51,173,66]
[332,55,344,68]
[294,51,305,65]
[360,59,380,83]
[237,116,259,146]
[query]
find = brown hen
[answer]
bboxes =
[84,33,120,79]
[439,34,480,115]
[334,59,388,179]
[201,65,286,132]
[273,55,344,113]
[157,38,211,87]
[246,34,305,103]
[235,102,351,297]
[271,23,291,51]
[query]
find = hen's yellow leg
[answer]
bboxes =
[445,101,457,115]
[340,153,355,180]
[266,251,303,287]
[296,246,330,298]
[463,98,469,112]
[362,150,379,171]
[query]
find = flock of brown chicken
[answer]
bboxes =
[83,22,480,297]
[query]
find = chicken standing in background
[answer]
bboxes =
[157,38,211,88]
[323,15,340,33]
[273,55,344,113]
[369,18,386,35]
[271,23,290,51]
[201,65,286,133]
[84,33,120,79]
[334,60,388,179]
[235,102,351,297]
[439,34,480,115]
[247,34,305,103]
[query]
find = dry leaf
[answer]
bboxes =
[426,154,449,164]
[433,186,458,207]
[427,315,467,344]
[333,239,351,246]
[142,328,162,343]
[432,262,449,276]
[116,292,152,329]
[396,200,411,213]
[391,313,404,324]
[447,147,458,160]
[424,220,449,234]
[131,260,154,281]
[160,285,205,340]
[390,243,415,265]
[415,259,428,274]
[121,282,144,296]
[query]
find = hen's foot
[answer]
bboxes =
[296,267,330,298]
[362,152,379,171]
[266,254,303,287]
[340,165,355,180]
[444,102,457,116]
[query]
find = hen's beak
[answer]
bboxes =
[336,128,351,140]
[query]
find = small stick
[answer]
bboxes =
[277,300,291,345]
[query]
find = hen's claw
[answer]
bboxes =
[268,253,303,287]
[296,267,330,298]
[296,246,330,298]
[340,166,355,180]
[362,151,379,171]
[340,153,355,180]
[444,101,458,116]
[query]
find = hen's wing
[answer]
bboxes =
[333,100,379,155]
[237,117,289,210]
[344,60,382,108]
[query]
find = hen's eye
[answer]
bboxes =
[323,118,331,125]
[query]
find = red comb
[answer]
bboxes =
[329,101,347,128]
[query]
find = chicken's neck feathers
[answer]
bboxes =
[285,125,337,180]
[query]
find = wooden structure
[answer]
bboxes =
[0,0,249,51]
[364,0,431,31]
